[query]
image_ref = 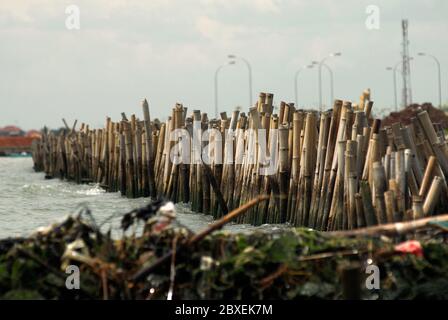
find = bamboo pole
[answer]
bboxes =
[419,155,437,198]
[142,99,156,198]
[31,89,448,231]
[278,125,289,223]
[423,176,442,216]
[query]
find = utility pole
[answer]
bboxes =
[401,19,412,108]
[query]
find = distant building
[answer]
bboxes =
[0,125,25,137]
[0,137,35,155]
[0,126,40,155]
[26,130,42,139]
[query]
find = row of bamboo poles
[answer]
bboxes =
[31,90,448,230]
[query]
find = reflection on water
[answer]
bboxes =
[0,158,287,238]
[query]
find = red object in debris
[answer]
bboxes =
[152,221,171,233]
[394,240,423,257]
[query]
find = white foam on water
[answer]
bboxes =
[0,157,290,239]
[75,184,105,196]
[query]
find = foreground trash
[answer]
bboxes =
[1,200,448,300]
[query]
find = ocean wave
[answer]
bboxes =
[21,184,57,193]
[75,184,105,196]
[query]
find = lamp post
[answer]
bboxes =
[322,63,334,106]
[418,52,442,108]
[313,60,335,109]
[318,52,341,110]
[294,64,314,106]
[214,60,235,118]
[386,61,401,112]
[228,54,253,107]
[386,58,414,111]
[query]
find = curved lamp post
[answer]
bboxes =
[317,52,341,110]
[313,59,335,109]
[228,54,253,107]
[386,61,401,112]
[214,60,235,118]
[294,64,314,106]
[321,63,334,105]
[418,52,442,108]
[386,57,414,111]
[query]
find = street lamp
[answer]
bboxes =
[314,61,334,107]
[228,54,253,107]
[214,60,235,118]
[386,61,401,112]
[323,64,334,106]
[318,52,341,110]
[294,64,314,106]
[386,58,414,111]
[313,60,335,109]
[418,52,442,108]
[386,67,396,111]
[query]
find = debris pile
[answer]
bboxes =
[1,202,448,300]
[382,103,448,128]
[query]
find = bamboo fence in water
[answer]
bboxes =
[31,90,448,230]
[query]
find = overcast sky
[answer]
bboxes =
[1,0,447,129]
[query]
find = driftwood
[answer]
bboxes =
[327,213,448,237]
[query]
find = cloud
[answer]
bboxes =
[199,0,282,14]
[195,16,246,42]
[252,0,282,13]
[1,0,447,129]
[0,0,59,23]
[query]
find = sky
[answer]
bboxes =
[1,0,447,130]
